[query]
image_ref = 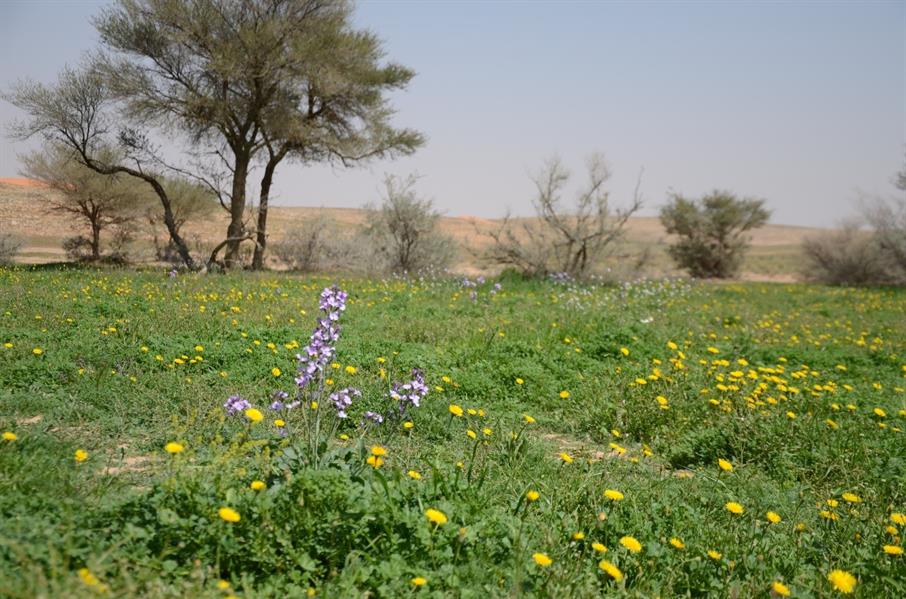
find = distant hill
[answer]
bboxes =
[0,179,823,279]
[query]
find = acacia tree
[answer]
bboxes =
[484,154,642,278]
[246,6,424,269]
[93,0,421,269]
[21,144,147,261]
[660,190,770,278]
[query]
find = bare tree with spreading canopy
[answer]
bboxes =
[7,0,421,270]
[484,154,642,278]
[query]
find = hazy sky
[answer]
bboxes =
[1,0,904,227]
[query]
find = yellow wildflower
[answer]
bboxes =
[164,442,184,454]
[532,553,552,566]
[725,502,744,515]
[598,559,623,581]
[827,569,856,593]
[218,507,241,523]
[425,508,448,525]
[619,535,642,553]
[772,581,791,596]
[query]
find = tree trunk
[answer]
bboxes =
[90,220,101,261]
[251,147,287,270]
[225,150,251,268]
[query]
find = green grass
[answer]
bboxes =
[1,267,904,597]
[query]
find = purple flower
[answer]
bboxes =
[270,390,289,411]
[363,411,384,424]
[389,368,429,418]
[224,394,251,415]
[328,387,361,419]
[294,286,347,391]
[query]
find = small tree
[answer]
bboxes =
[364,175,454,273]
[21,144,146,261]
[484,154,642,278]
[660,190,770,278]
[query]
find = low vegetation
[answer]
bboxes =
[1,267,903,597]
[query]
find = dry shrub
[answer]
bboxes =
[0,231,22,265]
[801,222,898,285]
[273,216,383,274]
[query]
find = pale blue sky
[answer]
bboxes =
[1,0,904,227]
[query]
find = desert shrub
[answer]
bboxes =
[862,197,906,282]
[0,231,21,265]
[273,216,381,273]
[484,154,642,279]
[803,157,906,286]
[801,222,899,285]
[62,235,94,262]
[660,190,770,278]
[363,175,455,274]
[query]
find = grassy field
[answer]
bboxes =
[1,267,904,597]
